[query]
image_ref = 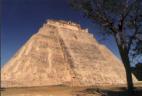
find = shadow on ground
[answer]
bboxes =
[77,87,142,96]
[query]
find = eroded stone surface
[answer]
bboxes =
[1,19,128,87]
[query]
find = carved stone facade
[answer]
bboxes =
[1,19,130,87]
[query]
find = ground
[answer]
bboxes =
[1,82,142,96]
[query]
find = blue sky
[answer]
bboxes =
[1,0,121,67]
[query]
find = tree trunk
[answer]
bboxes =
[114,32,134,94]
[118,45,134,94]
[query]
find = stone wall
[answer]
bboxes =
[1,19,129,88]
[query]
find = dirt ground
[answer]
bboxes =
[1,83,142,96]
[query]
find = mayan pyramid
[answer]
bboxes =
[1,19,127,87]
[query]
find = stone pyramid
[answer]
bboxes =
[1,19,127,87]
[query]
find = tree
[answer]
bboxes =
[70,0,142,94]
[132,63,142,80]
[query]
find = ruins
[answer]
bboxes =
[1,19,128,87]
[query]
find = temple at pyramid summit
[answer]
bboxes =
[1,19,129,87]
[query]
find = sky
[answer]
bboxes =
[1,0,122,67]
